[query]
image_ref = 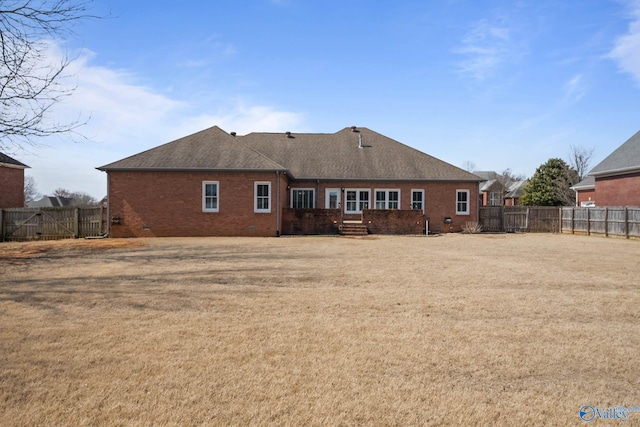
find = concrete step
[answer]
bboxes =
[340,224,369,236]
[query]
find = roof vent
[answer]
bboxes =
[230,132,236,137]
[351,126,358,132]
[285,131,293,138]
[358,133,363,148]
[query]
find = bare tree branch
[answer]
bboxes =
[568,145,595,181]
[0,0,96,151]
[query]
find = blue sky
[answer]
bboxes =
[14,0,640,199]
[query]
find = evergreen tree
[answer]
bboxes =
[520,158,578,206]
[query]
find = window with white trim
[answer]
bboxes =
[255,182,271,213]
[411,190,424,211]
[291,189,314,209]
[375,189,400,209]
[456,189,470,215]
[345,189,370,213]
[489,191,501,206]
[202,181,219,212]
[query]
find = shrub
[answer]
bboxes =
[462,221,482,234]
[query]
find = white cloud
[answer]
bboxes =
[454,18,517,81]
[609,1,640,86]
[20,43,305,199]
[563,74,587,104]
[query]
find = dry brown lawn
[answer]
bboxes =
[0,234,639,426]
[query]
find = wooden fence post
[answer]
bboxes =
[73,208,79,238]
[0,209,3,242]
[625,207,629,239]
[604,207,608,237]
[586,208,590,236]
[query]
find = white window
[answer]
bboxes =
[202,181,219,212]
[255,182,271,213]
[411,190,424,211]
[291,189,314,209]
[375,189,400,209]
[325,188,340,209]
[456,190,470,215]
[489,191,501,206]
[345,189,370,213]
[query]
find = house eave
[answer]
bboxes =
[96,167,289,174]
[590,166,640,178]
[0,162,29,170]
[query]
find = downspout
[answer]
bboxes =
[276,171,281,237]
[105,172,111,237]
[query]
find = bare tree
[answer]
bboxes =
[568,145,595,181]
[53,187,97,206]
[23,174,40,204]
[0,1,95,151]
[462,160,477,172]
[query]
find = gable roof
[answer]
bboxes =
[589,130,640,177]
[98,126,481,182]
[97,126,286,172]
[28,196,74,208]
[570,175,595,191]
[0,152,29,169]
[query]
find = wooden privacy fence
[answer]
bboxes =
[561,207,640,239]
[1,207,106,242]
[479,206,560,233]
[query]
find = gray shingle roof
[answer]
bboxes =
[98,126,286,172]
[571,175,595,190]
[589,130,640,177]
[0,152,28,168]
[241,127,481,181]
[98,126,482,182]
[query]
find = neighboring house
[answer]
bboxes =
[504,180,527,206]
[0,152,29,208]
[476,171,526,206]
[572,130,640,207]
[27,196,75,208]
[97,126,482,237]
[570,175,596,207]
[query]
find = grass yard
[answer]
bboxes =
[1,234,639,426]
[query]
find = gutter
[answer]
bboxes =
[589,166,640,178]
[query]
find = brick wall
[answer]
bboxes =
[595,173,640,207]
[362,209,424,234]
[0,166,25,208]
[281,208,340,235]
[107,171,284,237]
[576,188,596,206]
[107,172,479,237]
[289,180,478,233]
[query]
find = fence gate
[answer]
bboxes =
[1,207,105,241]
[503,207,529,232]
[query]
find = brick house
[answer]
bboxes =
[572,130,640,207]
[0,152,29,208]
[98,126,482,237]
[476,171,526,206]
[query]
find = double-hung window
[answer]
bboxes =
[456,190,470,215]
[291,189,314,209]
[202,181,219,212]
[345,189,370,213]
[489,191,501,206]
[255,182,271,213]
[375,190,400,209]
[411,190,424,211]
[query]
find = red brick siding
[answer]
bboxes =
[595,173,640,206]
[0,166,25,208]
[576,188,596,206]
[289,180,479,233]
[363,209,424,234]
[281,208,341,235]
[107,171,283,237]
